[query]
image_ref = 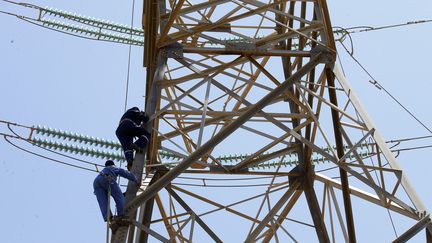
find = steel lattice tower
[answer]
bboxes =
[111,0,432,242]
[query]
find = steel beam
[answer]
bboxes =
[182,46,310,57]
[132,220,171,243]
[245,181,300,242]
[392,215,431,243]
[136,173,160,243]
[125,53,326,213]
[165,186,223,243]
[303,175,331,243]
[316,173,417,219]
[171,185,273,227]
[325,67,356,242]
[261,190,303,242]
[161,0,292,46]
[111,53,168,243]
[333,64,427,215]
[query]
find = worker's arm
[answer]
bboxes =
[139,111,149,123]
[115,167,138,183]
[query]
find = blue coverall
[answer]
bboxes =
[115,107,150,164]
[93,166,138,221]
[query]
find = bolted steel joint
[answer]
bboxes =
[161,42,183,58]
[310,45,336,64]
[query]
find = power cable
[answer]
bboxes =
[5,130,432,187]
[387,209,398,238]
[6,124,103,168]
[4,135,97,172]
[118,0,137,185]
[123,0,136,112]
[1,0,36,8]
[387,135,432,143]
[335,22,432,134]
[339,41,432,134]
[344,20,432,34]
[333,20,432,55]
[320,140,432,175]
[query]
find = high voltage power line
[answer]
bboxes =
[2,0,432,178]
[2,1,431,125]
[1,120,368,170]
[2,120,432,176]
[1,0,431,47]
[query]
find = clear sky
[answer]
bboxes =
[1,0,432,242]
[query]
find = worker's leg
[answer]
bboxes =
[133,135,149,149]
[116,126,134,170]
[93,176,112,221]
[110,182,126,216]
[130,124,150,138]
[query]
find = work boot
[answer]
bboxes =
[130,143,143,153]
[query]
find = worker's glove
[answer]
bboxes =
[143,129,151,139]
[140,112,149,123]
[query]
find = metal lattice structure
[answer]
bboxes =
[12,0,423,241]
[107,0,432,242]
[1,0,431,242]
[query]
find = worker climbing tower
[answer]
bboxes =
[110,0,432,242]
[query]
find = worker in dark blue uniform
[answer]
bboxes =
[115,107,151,170]
[93,160,138,222]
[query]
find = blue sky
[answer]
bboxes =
[1,0,432,242]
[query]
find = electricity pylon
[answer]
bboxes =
[111,0,431,242]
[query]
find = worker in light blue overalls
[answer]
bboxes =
[115,107,151,170]
[93,160,138,222]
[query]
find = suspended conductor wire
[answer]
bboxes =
[339,41,432,134]
[355,109,398,238]
[335,21,432,134]
[5,126,432,185]
[387,134,432,143]
[387,209,398,238]
[4,135,97,172]
[118,0,137,185]
[344,20,432,34]
[4,118,432,174]
[123,0,136,112]
[1,0,35,7]
[5,124,103,168]
[320,139,432,175]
